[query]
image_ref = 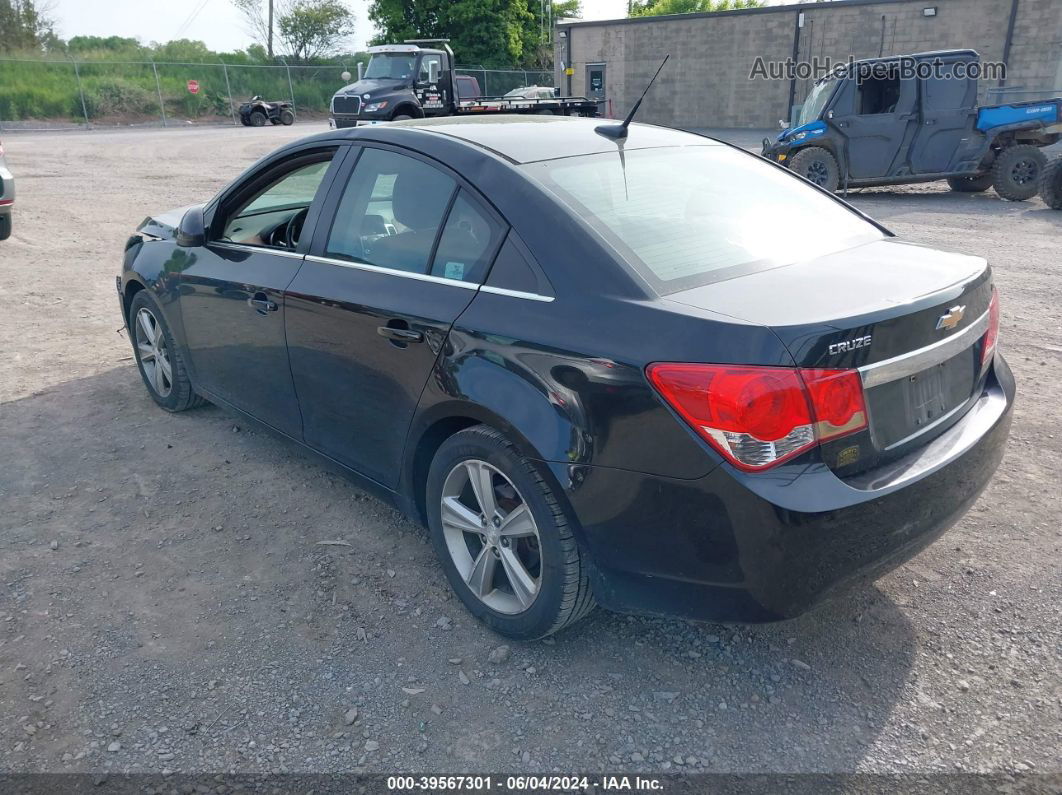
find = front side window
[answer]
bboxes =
[858,71,902,115]
[527,145,882,293]
[219,153,334,249]
[326,148,457,274]
[419,54,443,84]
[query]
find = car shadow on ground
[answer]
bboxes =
[1,366,917,772]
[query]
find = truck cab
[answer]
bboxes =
[763,49,1061,200]
[331,41,459,128]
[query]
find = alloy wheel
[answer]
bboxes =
[806,160,829,186]
[440,459,542,614]
[1011,159,1037,185]
[134,307,173,397]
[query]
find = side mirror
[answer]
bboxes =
[778,119,788,129]
[176,206,206,248]
[826,109,835,120]
[427,60,440,84]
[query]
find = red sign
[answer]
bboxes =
[187,80,200,94]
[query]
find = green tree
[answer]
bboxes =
[0,0,59,52]
[368,0,535,68]
[278,0,356,61]
[523,1,582,69]
[629,0,762,17]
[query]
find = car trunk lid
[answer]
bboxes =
[665,238,994,476]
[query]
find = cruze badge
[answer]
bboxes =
[828,335,872,355]
[935,305,966,331]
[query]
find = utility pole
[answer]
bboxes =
[267,0,274,58]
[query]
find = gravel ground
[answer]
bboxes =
[0,124,1059,777]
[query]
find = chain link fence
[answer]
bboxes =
[0,57,552,131]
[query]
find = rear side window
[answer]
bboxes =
[429,191,504,283]
[326,148,456,273]
[485,234,553,297]
[526,145,881,293]
[923,63,973,110]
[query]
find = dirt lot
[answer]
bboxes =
[0,125,1059,777]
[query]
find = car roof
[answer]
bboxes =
[852,48,980,66]
[319,116,721,165]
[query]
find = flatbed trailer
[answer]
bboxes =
[453,94,599,117]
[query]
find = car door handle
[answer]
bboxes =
[377,325,424,343]
[248,293,278,314]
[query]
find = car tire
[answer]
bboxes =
[991,144,1046,201]
[391,113,413,121]
[128,291,205,413]
[426,425,596,639]
[280,109,295,126]
[789,147,840,192]
[946,173,993,192]
[239,116,251,127]
[1039,157,1062,209]
[0,213,10,241]
[249,111,267,127]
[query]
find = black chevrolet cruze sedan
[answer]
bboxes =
[118,116,1014,639]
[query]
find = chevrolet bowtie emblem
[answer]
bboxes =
[935,305,966,331]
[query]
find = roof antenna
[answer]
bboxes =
[595,54,670,140]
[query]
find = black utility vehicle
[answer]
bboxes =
[118,117,1013,639]
[763,49,1062,200]
[239,96,295,127]
[330,40,598,128]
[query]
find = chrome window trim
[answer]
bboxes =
[859,308,990,388]
[305,254,479,290]
[479,285,555,303]
[209,241,306,260]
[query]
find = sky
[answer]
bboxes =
[49,0,634,56]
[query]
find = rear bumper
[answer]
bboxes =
[553,355,1015,623]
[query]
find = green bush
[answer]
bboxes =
[85,78,157,116]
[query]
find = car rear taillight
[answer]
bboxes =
[981,289,999,366]
[646,363,867,471]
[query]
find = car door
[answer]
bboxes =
[415,53,448,116]
[909,59,979,174]
[830,64,917,180]
[285,144,507,487]
[178,144,348,437]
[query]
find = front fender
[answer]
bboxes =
[121,239,191,357]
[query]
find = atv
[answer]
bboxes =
[239,96,295,127]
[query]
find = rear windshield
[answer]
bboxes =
[525,145,882,293]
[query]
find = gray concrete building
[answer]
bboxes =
[554,0,1062,128]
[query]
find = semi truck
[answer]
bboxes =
[329,40,599,128]
[762,49,1062,201]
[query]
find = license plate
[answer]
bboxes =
[866,349,978,450]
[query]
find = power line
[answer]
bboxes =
[175,0,213,39]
